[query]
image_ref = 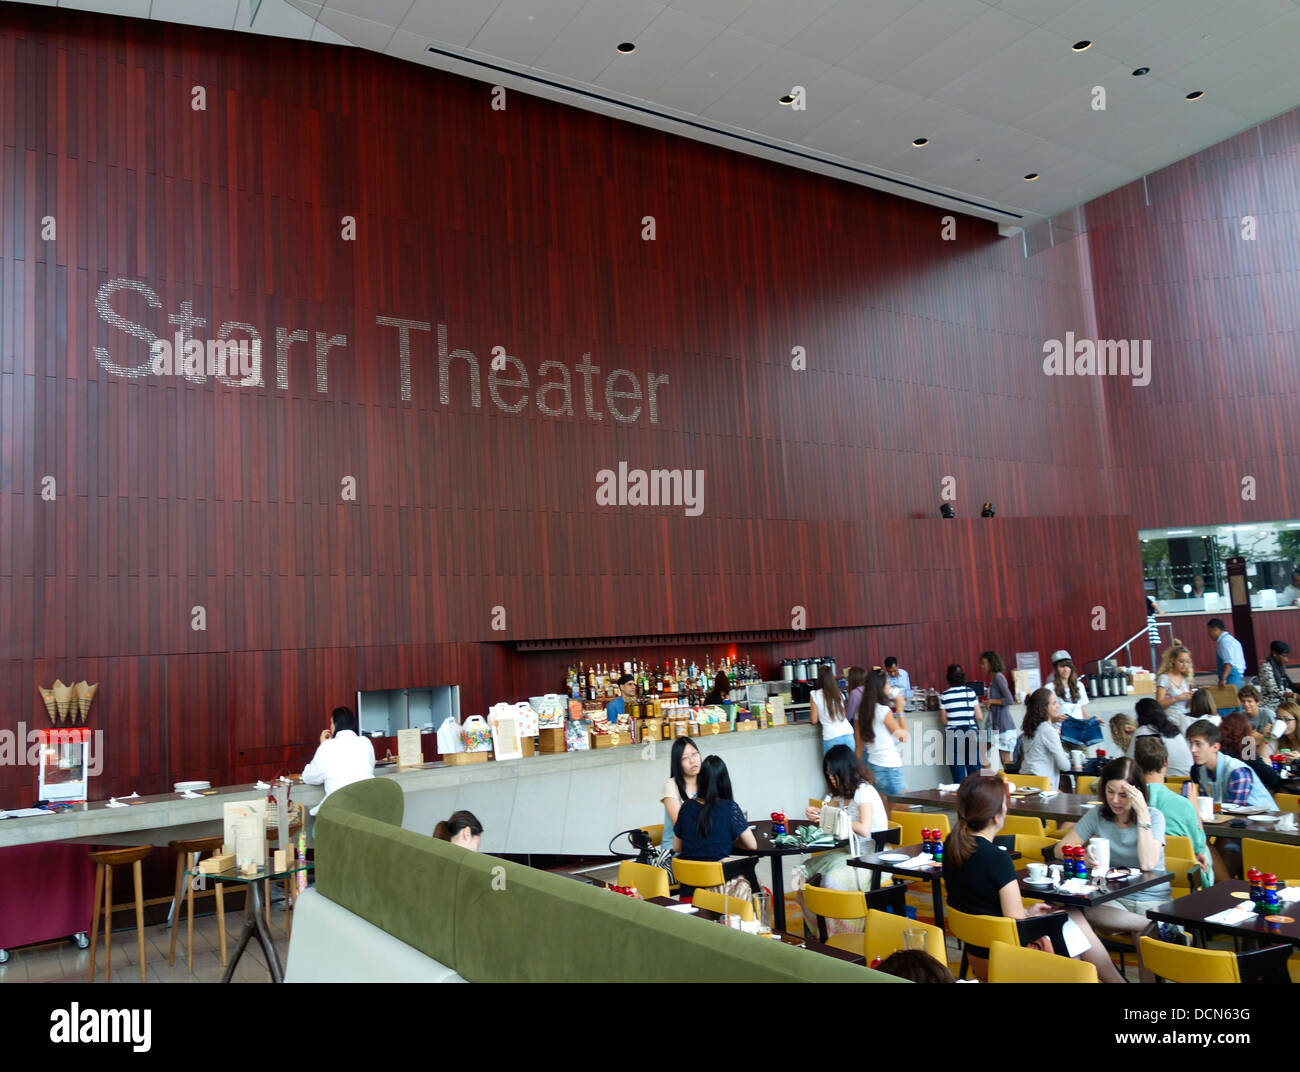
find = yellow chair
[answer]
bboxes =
[1242,839,1300,882]
[1075,775,1098,797]
[890,811,951,846]
[616,860,669,900]
[945,905,1019,980]
[1139,936,1241,983]
[672,858,725,890]
[1166,835,1194,858]
[863,909,946,964]
[1166,776,1189,793]
[1014,834,1060,863]
[1167,855,1204,894]
[639,823,665,846]
[1000,815,1046,838]
[1008,773,1051,792]
[691,887,755,920]
[988,940,1097,983]
[801,885,868,953]
[1275,793,1299,815]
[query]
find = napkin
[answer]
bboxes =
[253,780,271,790]
[1057,878,1097,894]
[1280,886,1300,904]
[898,853,939,870]
[1204,904,1257,926]
[106,798,129,808]
[937,784,960,792]
[1039,790,1060,799]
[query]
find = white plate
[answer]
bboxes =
[1081,801,1101,807]
[1247,813,1282,824]
[667,904,698,913]
[1221,804,1265,815]
[1023,877,1053,887]
[174,781,211,792]
[877,853,909,862]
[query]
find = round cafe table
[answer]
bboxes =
[732,820,846,934]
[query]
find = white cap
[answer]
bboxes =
[1050,650,1072,664]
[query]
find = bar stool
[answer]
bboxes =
[263,821,302,939]
[87,845,153,983]
[167,835,229,973]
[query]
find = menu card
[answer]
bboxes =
[396,728,424,769]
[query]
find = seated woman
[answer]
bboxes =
[942,774,1122,983]
[1048,652,1102,748]
[1272,701,1300,760]
[673,755,760,895]
[801,744,890,937]
[658,738,702,849]
[1126,696,1194,778]
[875,950,955,983]
[1109,713,1136,755]
[1056,757,1169,983]
[1018,688,1070,782]
[1187,688,1221,727]
[433,810,483,851]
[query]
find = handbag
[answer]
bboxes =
[819,802,853,841]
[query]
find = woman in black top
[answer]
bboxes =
[703,671,731,707]
[942,774,1121,982]
[672,755,760,894]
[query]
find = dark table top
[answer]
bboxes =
[1144,880,1300,946]
[849,841,1019,878]
[1201,812,1300,845]
[644,896,864,964]
[1014,866,1172,907]
[890,788,1094,823]
[734,819,847,856]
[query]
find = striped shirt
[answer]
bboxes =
[940,686,979,731]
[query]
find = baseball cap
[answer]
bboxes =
[1050,650,1072,664]
[616,673,636,686]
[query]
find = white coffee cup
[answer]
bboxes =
[1027,862,1048,881]
[1070,750,1086,769]
[1085,837,1110,873]
[1197,795,1214,822]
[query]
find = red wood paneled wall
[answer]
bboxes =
[0,7,1152,801]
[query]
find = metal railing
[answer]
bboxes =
[1094,619,1175,673]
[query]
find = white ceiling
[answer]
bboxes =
[13,0,1300,227]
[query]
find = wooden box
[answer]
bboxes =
[538,727,568,753]
[443,750,490,766]
[641,718,664,741]
[521,735,535,757]
[1130,673,1155,695]
[592,732,632,748]
[736,719,758,732]
[199,852,235,874]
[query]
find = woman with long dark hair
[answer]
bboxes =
[703,671,731,706]
[657,737,702,848]
[1125,696,1193,777]
[433,810,483,851]
[1018,687,1070,780]
[843,666,868,724]
[1049,651,1102,748]
[1188,688,1220,726]
[672,755,760,893]
[1257,641,1296,711]
[942,774,1120,982]
[860,668,908,795]
[810,665,852,757]
[1057,758,1168,983]
[979,651,1017,767]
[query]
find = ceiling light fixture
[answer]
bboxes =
[1186,90,1204,100]
[779,94,795,105]
[617,42,636,54]
[1071,40,1092,51]
[1132,66,1150,76]
[912,137,929,147]
[1024,173,1039,181]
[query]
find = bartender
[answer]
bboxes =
[606,674,638,719]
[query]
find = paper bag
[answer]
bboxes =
[436,716,464,754]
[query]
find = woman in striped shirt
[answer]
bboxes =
[940,664,985,783]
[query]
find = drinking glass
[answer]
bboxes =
[904,927,928,952]
[753,892,772,936]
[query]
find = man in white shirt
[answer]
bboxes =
[302,707,376,816]
[883,657,912,700]
[1279,569,1300,608]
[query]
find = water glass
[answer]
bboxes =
[904,927,928,952]
[753,892,772,935]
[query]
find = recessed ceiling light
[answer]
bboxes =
[1186,90,1204,100]
[778,94,794,105]
[1132,66,1150,76]
[912,137,929,147]
[1071,40,1092,52]
[1024,173,1039,181]
[616,42,636,54]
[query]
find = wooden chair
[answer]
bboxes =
[1206,685,1239,711]
[88,845,153,983]
[944,904,1069,981]
[1000,814,1045,838]
[1242,838,1300,882]
[1140,936,1292,983]
[263,820,302,939]
[616,860,669,900]
[863,908,947,965]
[692,887,754,920]
[889,810,950,846]
[167,834,229,973]
[671,858,725,892]
[989,940,1098,982]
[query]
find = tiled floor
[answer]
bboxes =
[1,901,292,984]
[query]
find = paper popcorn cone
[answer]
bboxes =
[76,681,98,724]
[53,680,74,725]
[38,686,57,725]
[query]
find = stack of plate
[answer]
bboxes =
[174,780,212,792]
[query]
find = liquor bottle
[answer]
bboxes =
[663,661,673,691]
[653,665,662,692]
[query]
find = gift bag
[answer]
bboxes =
[461,715,493,753]
[436,716,463,754]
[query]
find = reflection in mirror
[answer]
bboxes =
[1140,519,1300,614]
